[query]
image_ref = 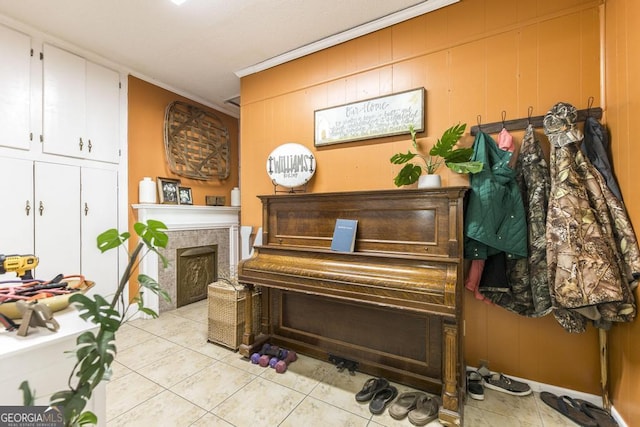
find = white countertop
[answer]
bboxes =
[0,306,97,359]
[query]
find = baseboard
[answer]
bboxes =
[610,405,628,427]
[467,366,628,427]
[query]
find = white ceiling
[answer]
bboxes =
[0,0,454,117]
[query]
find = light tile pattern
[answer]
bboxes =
[108,300,583,426]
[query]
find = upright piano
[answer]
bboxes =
[238,188,466,426]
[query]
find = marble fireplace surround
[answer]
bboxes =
[133,204,240,316]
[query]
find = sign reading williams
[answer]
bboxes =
[314,88,425,146]
[266,143,316,188]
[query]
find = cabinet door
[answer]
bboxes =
[34,162,80,280]
[0,25,31,150]
[86,61,120,163]
[0,157,34,281]
[43,44,86,159]
[81,167,118,298]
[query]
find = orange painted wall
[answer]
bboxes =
[127,76,239,292]
[239,0,627,401]
[604,0,640,423]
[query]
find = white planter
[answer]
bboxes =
[418,174,441,188]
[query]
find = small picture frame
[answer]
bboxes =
[157,177,181,204]
[178,186,193,205]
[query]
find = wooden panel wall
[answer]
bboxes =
[239,0,617,398]
[127,77,239,294]
[603,0,640,423]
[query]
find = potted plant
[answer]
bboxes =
[19,220,171,426]
[390,123,483,187]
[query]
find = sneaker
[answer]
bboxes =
[467,370,484,401]
[478,366,532,396]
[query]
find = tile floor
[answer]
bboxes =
[107,300,583,426]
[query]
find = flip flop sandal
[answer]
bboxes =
[407,394,440,426]
[540,392,597,427]
[355,377,389,402]
[368,385,398,415]
[575,399,618,427]
[388,391,426,420]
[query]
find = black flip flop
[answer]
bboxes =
[355,377,389,402]
[540,392,597,427]
[575,399,618,427]
[369,385,398,415]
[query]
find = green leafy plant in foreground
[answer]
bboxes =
[390,123,483,186]
[20,219,171,426]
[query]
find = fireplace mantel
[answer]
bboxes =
[132,204,240,316]
[133,204,240,230]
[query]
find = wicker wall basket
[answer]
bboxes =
[164,101,230,181]
[207,279,261,350]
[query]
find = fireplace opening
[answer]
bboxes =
[176,245,217,307]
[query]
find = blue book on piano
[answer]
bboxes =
[331,219,358,252]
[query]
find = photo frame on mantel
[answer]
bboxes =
[178,186,193,205]
[157,177,180,204]
[314,87,425,147]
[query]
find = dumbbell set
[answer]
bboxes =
[250,343,298,373]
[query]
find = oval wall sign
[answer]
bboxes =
[266,143,316,188]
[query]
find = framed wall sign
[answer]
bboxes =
[314,87,425,146]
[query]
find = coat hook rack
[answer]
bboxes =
[470,106,603,136]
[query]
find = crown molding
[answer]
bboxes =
[235,0,459,78]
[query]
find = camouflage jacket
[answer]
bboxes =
[544,103,640,332]
[479,125,553,317]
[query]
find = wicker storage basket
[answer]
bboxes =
[207,280,260,350]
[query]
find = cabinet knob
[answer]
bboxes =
[79,137,83,151]
[39,201,44,216]
[87,139,92,153]
[25,200,31,216]
[84,202,89,216]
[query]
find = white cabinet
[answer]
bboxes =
[0,158,80,280]
[34,162,81,280]
[43,43,120,163]
[0,24,32,150]
[81,167,119,297]
[86,61,121,163]
[0,159,118,292]
[0,158,35,281]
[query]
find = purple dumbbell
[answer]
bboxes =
[258,355,270,367]
[250,352,261,364]
[274,350,297,373]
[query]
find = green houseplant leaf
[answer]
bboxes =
[393,163,423,187]
[429,123,466,158]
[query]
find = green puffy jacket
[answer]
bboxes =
[464,132,527,260]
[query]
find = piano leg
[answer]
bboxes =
[439,321,462,426]
[238,283,268,358]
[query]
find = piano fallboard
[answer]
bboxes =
[240,246,459,315]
